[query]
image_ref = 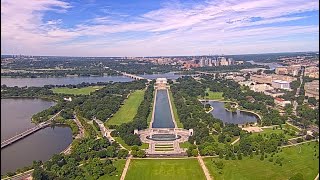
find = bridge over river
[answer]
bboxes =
[1,111,62,149]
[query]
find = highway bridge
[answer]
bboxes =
[1,111,62,149]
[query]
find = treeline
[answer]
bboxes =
[171,77,223,145]
[77,115,97,138]
[111,83,154,146]
[1,85,54,98]
[76,81,146,121]
[30,138,129,180]
[201,75,285,125]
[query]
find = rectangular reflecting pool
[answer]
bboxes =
[152,89,175,128]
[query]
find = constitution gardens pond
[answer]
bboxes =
[1,98,73,175]
[207,101,259,124]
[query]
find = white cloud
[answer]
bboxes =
[1,0,319,56]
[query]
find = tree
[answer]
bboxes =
[192,149,199,157]
[237,153,242,160]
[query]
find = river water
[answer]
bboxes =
[152,89,175,128]
[1,98,73,175]
[208,101,258,124]
[1,76,133,87]
[140,72,183,80]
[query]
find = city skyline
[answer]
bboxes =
[1,0,319,56]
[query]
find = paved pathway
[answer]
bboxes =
[314,173,319,180]
[197,155,212,180]
[231,137,240,145]
[120,154,132,180]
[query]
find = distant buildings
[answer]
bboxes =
[275,65,300,76]
[304,66,319,79]
[182,56,239,69]
[304,80,319,99]
[250,74,296,85]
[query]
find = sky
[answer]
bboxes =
[1,0,319,56]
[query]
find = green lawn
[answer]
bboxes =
[253,127,296,139]
[125,159,206,180]
[204,141,319,180]
[106,90,145,126]
[198,89,224,100]
[179,141,192,149]
[97,159,126,180]
[168,90,183,128]
[114,137,149,150]
[52,86,103,95]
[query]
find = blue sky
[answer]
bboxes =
[1,0,319,56]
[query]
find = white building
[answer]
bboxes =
[271,80,290,90]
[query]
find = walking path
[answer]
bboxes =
[231,137,240,145]
[314,173,319,180]
[280,139,318,148]
[120,154,132,180]
[197,155,212,180]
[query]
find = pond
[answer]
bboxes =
[207,101,259,124]
[1,98,73,175]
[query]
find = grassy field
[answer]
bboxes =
[114,137,149,150]
[52,86,103,95]
[97,159,126,180]
[168,90,183,128]
[106,90,145,126]
[198,89,224,100]
[125,159,206,180]
[254,127,296,139]
[204,141,319,180]
[179,141,192,149]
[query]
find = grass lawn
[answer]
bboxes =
[254,128,296,139]
[52,86,103,95]
[199,89,224,100]
[179,141,192,149]
[114,137,149,150]
[204,141,319,180]
[125,159,206,180]
[168,90,183,128]
[106,90,145,126]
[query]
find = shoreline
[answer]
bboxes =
[199,99,262,122]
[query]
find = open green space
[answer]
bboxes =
[199,89,224,100]
[114,137,149,150]
[168,90,183,128]
[179,141,192,149]
[106,90,145,126]
[253,127,296,139]
[52,86,103,95]
[125,159,206,180]
[204,141,319,180]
